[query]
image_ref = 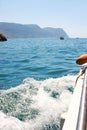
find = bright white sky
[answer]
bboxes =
[0,0,87,38]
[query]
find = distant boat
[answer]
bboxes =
[60,37,64,40]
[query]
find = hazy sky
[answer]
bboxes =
[0,0,87,38]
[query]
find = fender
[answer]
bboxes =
[76,54,87,65]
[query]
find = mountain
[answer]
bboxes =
[0,22,69,38]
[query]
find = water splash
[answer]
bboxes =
[0,75,76,130]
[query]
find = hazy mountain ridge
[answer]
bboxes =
[0,22,69,38]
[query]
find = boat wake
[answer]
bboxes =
[0,75,76,130]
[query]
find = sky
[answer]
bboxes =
[0,0,87,38]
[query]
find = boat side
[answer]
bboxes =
[61,75,83,130]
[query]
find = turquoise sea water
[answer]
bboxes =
[0,38,87,130]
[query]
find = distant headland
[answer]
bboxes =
[0,22,69,38]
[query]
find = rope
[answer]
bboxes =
[75,63,87,86]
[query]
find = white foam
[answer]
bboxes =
[0,75,76,130]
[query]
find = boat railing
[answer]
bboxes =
[61,68,87,130]
[76,68,87,130]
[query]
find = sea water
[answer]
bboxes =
[0,38,87,130]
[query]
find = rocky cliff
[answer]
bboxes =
[0,22,69,38]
